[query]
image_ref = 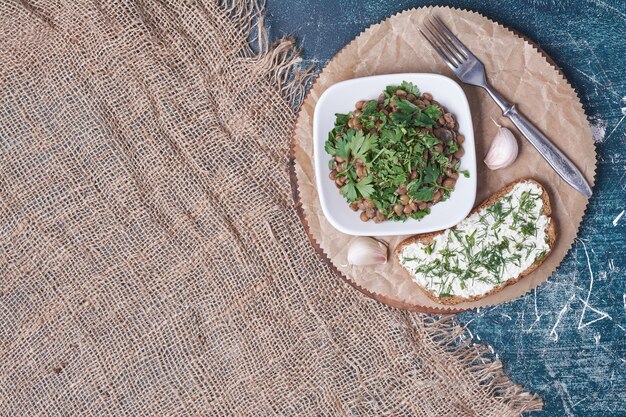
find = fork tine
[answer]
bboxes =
[425,24,461,66]
[426,20,465,64]
[432,16,471,59]
[419,28,458,72]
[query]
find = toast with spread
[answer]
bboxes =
[395,179,556,305]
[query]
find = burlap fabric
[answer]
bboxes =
[0,1,541,415]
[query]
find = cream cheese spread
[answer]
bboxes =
[398,182,550,299]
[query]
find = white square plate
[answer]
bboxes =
[313,73,477,236]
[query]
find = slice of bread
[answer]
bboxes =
[394,178,556,305]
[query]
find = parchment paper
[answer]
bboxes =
[292,7,596,313]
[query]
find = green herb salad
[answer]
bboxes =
[324,81,468,223]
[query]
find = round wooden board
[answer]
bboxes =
[289,6,596,313]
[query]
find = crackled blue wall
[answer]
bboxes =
[266,1,626,415]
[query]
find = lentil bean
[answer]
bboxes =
[407,93,416,102]
[393,204,404,216]
[366,209,376,219]
[373,212,386,223]
[445,169,459,179]
[355,100,365,110]
[360,211,369,222]
[365,199,376,209]
[454,147,465,158]
[456,134,465,144]
[403,205,413,215]
[400,195,410,205]
[395,89,407,97]
[418,202,428,210]
[349,201,359,211]
[443,178,457,189]
[422,92,433,100]
[443,113,455,125]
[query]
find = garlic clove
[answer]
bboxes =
[347,237,388,266]
[484,126,518,170]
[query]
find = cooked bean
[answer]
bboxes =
[433,144,443,153]
[329,170,337,180]
[378,93,385,103]
[373,212,386,223]
[349,201,359,211]
[400,195,410,205]
[422,99,431,106]
[395,89,407,97]
[365,199,376,209]
[366,209,376,219]
[354,109,362,117]
[407,93,416,102]
[360,211,369,222]
[436,176,443,185]
[347,118,354,128]
[454,147,465,158]
[353,118,362,130]
[433,128,453,142]
[418,202,428,210]
[335,178,345,188]
[355,100,365,110]
[409,201,418,211]
[443,178,457,189]
[335,155,345,163]
[403,205,413,215]
[432,190,443,203]
[443,113,455,125]
[415,99,425,107]
[445,169,459,179]
[411,170,418,180]
[456,134,465,144]
[437,116,446,126]
[393,204,404,216]
[397,184,407,195]
[356,165,366,178]
[422,92,433,100]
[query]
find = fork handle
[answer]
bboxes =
[484,86,593,198]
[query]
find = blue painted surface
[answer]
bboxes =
[266,1,626,415]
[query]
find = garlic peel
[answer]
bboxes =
[484,126,518,170]
[347,237,387,266]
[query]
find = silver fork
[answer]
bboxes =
[420,17,592,198]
